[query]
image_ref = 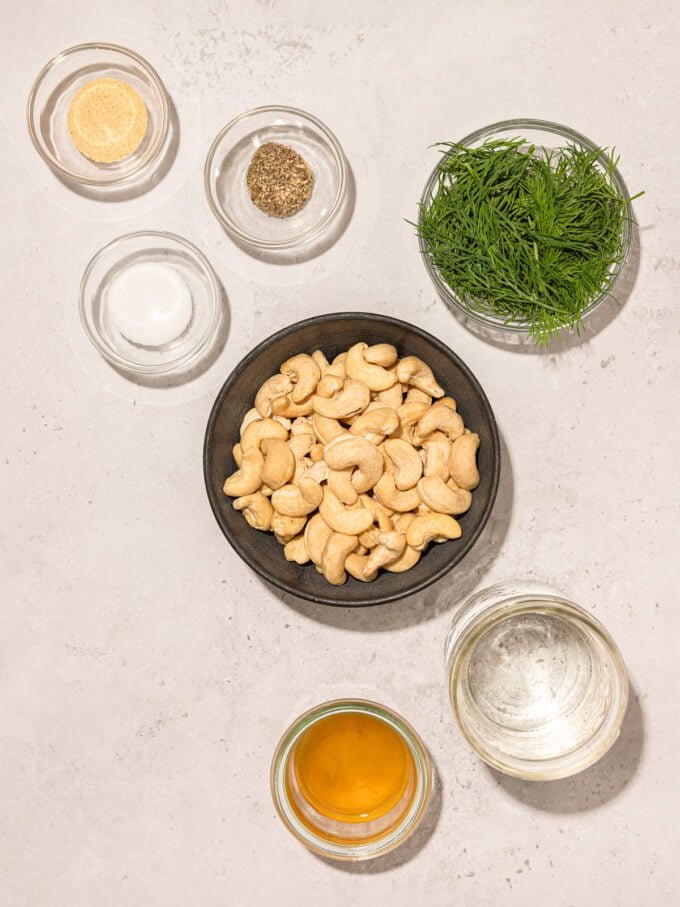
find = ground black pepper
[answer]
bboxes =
[246,141,313,218]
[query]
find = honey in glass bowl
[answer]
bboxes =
[271,700,432,860]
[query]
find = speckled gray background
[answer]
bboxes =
[1,1,678,904]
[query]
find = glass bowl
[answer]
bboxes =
[204,105,348,252]
[418,118,634,341]
[80,231,222,375]
[203,312,500,607]
[27,42,169,186]
[271,699,432,861]
[445,581,629,780]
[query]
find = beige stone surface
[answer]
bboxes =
[1,0,679,904]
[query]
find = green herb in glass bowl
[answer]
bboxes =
[417,120,641,344]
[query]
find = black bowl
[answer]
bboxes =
[204,313,500,606]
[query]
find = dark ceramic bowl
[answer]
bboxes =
[203,313,500,606]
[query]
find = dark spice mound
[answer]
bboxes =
[246,141,314,218]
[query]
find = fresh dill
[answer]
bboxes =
[416,138,641,344]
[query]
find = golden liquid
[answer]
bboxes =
[291,712,414,824]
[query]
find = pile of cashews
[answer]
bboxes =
[223,341,481,586]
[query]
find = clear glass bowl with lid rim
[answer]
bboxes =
[418,118,635,339]
[27,42,170,186]
[445,580,629,781]
[204,105,348,252]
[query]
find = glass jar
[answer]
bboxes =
[445,581,629,780]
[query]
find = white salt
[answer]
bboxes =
[108,261,193,347]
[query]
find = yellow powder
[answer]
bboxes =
[67,78,148,163]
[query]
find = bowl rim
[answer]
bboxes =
[418,117,634,335]
[446,584,629,780]
[79,229,222,374]
[203,311,501,606]
[203,104,348,250]
[27,41,170,186]
[270,698,433,860]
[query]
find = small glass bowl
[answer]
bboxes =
[418,118,634,339]
[271,699,432,861]
[27,42,169,186]
[204,105,348,252]
[79,231,222,375]
[445,581,629,781]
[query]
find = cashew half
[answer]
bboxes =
[417,475,472,515]
[449,432,481,490]
[382,438,423,490]
[284,534,310,564]
[223,446,264,496]
[324,434,384,494]
[311,379,371,420]
[416,405,465,443]
[280,353,321,402]
[406,513,462,550]
[364,343,398,367]
[271,511,307,544]
[319,486,374,535]
[321,532,359,585]
[255,375,294,418]
[304,513,333,569]
[345,342,398,392]
[349,407,400,445]
[241,417,289,451]
[233,492,274,531]
[271,476,323,517]
[373,473,421,512]
[363,530,406,575]
[396,356,445,398]
[260,437,295,490]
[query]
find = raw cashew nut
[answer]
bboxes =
[345,552,379,582]
[304,513,333,569]
[345,342,398,392]
[416,475,471,515]
[255,375,293,417]
[363,530,406,575]
[312,413,345,445]
[376,383,404,410]
[396,356,445,398]
[406,513,462,550]
[280,354,321,402]
[312,379,371,420]
[449,432,481,490]
[223,447,264,496]
[416,405,465,443]
[324,434,384,494]
[328,467,359,505]
[316,374,345,398]
[260,437,295,490]
[382,438,423,490]
[271,511,307,544]
[364,343,398,367]
[404,387,432,405]
[359,494,394,532]
[233,492,274,531]
[385,544,422,573]
[422,432,452,481]
[349,407,400,445]
[319,487,374,535]
[373,473,421,513]
[271,476,323,517]
[241,417,289,451]
[271,394,315,418]
[321,532,359,585]
[284,535,310,564]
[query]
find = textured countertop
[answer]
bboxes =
[2,1,679,904]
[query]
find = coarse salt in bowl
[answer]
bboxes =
[79,231,221,375]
